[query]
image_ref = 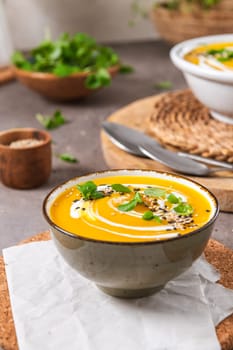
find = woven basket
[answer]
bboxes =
[151,0,233,44]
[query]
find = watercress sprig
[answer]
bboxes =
[111,184,131,193]
[12,32,126,90]
[142,210,162,223]
[173,203,194,216]
[144,187,166,197]
[36,110,66,130]
[77,181,104,200]
[118,191,143,212]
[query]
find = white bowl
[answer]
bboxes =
[170,34,233,125]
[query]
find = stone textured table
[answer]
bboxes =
[0,40,232,251]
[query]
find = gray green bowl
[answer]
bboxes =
[43,169,219,298]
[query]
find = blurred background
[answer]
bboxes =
[5,0,157,50]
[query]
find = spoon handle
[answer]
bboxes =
[178,152,233,170]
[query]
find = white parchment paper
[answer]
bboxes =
[3,241,233,350]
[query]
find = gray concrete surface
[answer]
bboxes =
[0,40,232,251]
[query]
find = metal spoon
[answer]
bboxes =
[102,122,233,176]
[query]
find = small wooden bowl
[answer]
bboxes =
[13,66,119,101]
[0,128,52,189]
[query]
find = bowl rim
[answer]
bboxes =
[0,127,51,150]
[43,169,219,246]
[13,65,119,80]
[170,33,233,83]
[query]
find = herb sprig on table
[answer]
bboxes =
[36,110,66,130]
[12,32,133,89]
[59,153,78,163]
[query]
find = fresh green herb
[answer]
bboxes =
[77,181,104,200]
[154,80,173,90]
[144,188,166,198]
[111,184,131,193]
[134,191,143,204]
[153,215,162,223]
[118,191,143,212]
[142,211,154,220]
[207,48,233,62]
[119,64,134,74]
[142,211,162,223]
[36,110,66,130]
[174,203,194,216]
[12,32,121,89]
[59,153,78,163]
[85,68,111,89]
[160,0,220,11]
[167,193,180,204]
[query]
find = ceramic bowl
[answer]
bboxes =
[0,128,51,189]
[13,65,119,101]
[170,34,233,125]
[43,169,219,298]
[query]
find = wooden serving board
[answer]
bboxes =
[0,232,233,350]
[101,95,233,212]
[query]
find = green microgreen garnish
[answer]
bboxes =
[118,191,143,212]
[59,153,78,163]
[36,110,66,130]
[173,203,194,216]
[154,80,173,90]
[142,211,162,223]
[206,48,233,62]
[12,32,122,90]
[111,184,131,193]
[77,181,104,200]
[85,68,111,89]
[144,187,166,197]
[167,193,181,204]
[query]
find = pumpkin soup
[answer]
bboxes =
[184,42,233,71]
[49,175,214,243]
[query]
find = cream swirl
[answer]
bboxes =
[69,184,190,240]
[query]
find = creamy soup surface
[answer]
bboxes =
[49,175,214,243]
[184,42,233,71]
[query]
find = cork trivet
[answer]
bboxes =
[147,89,233,163]
[0,67,15,85]
[0,232,233,350]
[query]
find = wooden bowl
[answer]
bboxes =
[0,128,52,189]
[13,66,119,101]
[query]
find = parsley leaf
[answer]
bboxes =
[144,188,166,198]
[111,184,131,193]
[77,181,104,200]
[59,153,78,163]
[36,110,66,130]
[174,203,194,216]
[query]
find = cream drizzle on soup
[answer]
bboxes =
[49,175,214,243]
